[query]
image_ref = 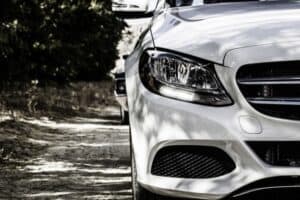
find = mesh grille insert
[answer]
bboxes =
[151,146,235,178]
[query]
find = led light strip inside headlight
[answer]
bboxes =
[139,50,233,106]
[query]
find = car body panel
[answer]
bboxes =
[151,1,300,64]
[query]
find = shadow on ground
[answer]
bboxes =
[0,106,131,200]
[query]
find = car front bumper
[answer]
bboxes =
[127,59,300,199]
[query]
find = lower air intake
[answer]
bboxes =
[151,146,235,178]
[247,142,300,167]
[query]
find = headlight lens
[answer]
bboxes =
[139,50,233,106]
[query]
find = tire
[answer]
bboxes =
[130,131,151,200]
[120,107,129,125]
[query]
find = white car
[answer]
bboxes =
[112,0,159,13]
[126,0,300,199]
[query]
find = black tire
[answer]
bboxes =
[120,107,129,125]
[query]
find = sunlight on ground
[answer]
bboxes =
[23,158,131,174]
[75,142,129,147]
[20,118,129,131]
[25,192,75,198]
[28,138,53,145]
[23,160,76,172]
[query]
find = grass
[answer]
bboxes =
[0,80,119,119]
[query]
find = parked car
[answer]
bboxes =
[112,0,159,13]
[111,16,152,124]
[111,55,129,124]
[126,0,300,199]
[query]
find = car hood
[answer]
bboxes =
[151,1,300,65]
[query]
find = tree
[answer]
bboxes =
[0,0,126,85]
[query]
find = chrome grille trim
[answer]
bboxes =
[238,77,300,85]
[247,97,300,106]
[236,62,300,120]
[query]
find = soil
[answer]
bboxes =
[0,106,131,200]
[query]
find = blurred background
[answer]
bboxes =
[0,0,150,199]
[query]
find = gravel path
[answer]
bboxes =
[0,107,131,200]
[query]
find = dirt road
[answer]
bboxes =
[0,107,131,200]
[0,15,152,200]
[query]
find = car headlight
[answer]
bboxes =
[139,50,233,106]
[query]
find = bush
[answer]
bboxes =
[0,0,126,85]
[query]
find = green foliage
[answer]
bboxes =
[0,0,126,84]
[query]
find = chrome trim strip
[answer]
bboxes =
[248,97,300,106]
[238,77,300,85]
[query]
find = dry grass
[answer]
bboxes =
[0,81,118,119]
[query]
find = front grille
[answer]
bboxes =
[151,146,235,178]
[237,62,300,120]
[247,141,300,167]
[227,177,300,200]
